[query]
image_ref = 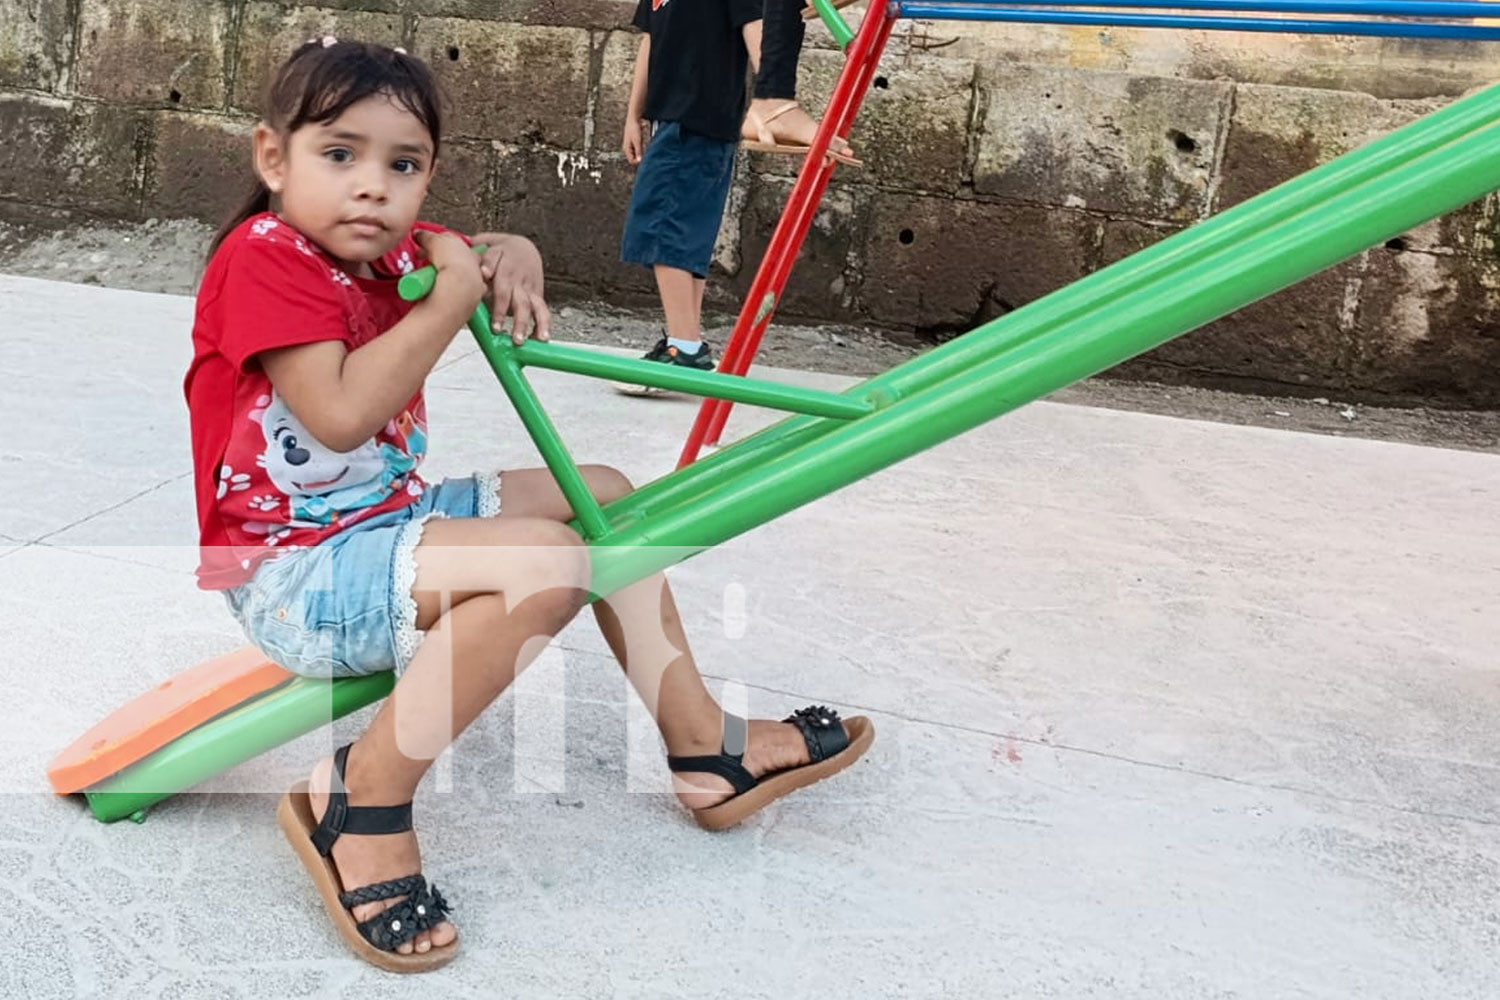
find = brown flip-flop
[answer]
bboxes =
[669,706,875,831]
[277,743,458,973]
[741,102,863,168]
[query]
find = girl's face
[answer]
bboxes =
[253,93,436,276]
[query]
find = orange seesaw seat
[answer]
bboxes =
[47,647,293,795]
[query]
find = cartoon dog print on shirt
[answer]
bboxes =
[253,392,425,528]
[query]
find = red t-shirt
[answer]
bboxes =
[185,212,457,590]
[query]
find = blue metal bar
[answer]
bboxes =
[894,5,1500,38]
[899,0,1500,15]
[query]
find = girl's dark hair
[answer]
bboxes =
[208,39,443,258]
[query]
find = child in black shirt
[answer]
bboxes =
[617,0,860,388]
[616,0,764,388]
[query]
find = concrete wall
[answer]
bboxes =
[3,0,1500,406]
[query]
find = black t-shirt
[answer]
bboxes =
[633,0,763,142]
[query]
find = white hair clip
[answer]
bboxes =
[393,46,407,55]
[315,35,336,47]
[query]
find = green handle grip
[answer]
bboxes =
[809,0,856,48]
[396,243,488,304]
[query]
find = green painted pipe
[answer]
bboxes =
[599,81,1500,525]
[401,267,872,541]
[585,115,1500,594]
[399,273,873,421]
[512,341,875,419]
[443,82,1500,537]
[808,0,857,47]
[415,82,1500,536]
[398,247,615,538]
[464,305,614,540]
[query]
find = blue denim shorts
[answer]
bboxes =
[620,121,738,279]
[223,473,501,679]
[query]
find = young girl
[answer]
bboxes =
[186,38,874,972]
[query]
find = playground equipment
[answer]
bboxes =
[48,2,1500,822]
[679,0,1500,465]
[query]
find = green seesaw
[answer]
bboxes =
[48,78,1500,822]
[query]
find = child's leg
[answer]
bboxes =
[746,0,855,156]
[617,123,726,389]
[654,264,703,344]
[307,514,591,955]
[498,467,854,812]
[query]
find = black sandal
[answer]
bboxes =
[277,743,457,972]
[667,706,875,831]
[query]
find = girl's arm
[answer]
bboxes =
[258,229,484,452]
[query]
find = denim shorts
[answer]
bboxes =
[223,473,501,679]
[620,121,738,279]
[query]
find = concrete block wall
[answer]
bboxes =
[2,0,1498,406]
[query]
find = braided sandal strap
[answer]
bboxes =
[783,706,849,764]
[344,874,453,952]
[339,873,428,910]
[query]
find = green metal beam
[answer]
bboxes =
[596,81,1500,528]
[586,95,1500,594]
[808,0,857,47]
[510,341,875,420]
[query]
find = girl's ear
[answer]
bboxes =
[252,122,288,195]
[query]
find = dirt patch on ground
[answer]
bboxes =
[3,217,1496,453]
[0,217,215,295]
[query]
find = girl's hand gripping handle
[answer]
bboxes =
[410,229,485,332]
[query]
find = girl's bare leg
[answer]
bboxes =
[307,515,591,955]
[309,462,836,954]
[498,467,826,810]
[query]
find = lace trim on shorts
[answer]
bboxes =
[391,511,441,671]
[477,470,502,518]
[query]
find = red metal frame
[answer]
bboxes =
[677,2,899,468]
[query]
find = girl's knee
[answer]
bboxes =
[581,464,634,504]
[422,516,589,609]
[522,516,588,552]
[518,518,592,604]
[452,523,588,624]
